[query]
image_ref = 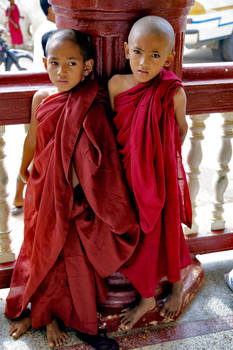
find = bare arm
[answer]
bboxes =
[173,87,188,145]
[19,90,48,182]
[108,75,119,110]
[108,74,129,110]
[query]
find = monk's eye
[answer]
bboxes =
[50,61,58,66]
[133,49,141,54]
[152,53,160,58]
[68,61,77,66]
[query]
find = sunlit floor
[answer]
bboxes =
[0,247,232,349]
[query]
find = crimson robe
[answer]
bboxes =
[5,79,140,334]
[113,69,192,298]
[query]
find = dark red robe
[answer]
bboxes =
[5,79,140,334]
[113,69,192,298]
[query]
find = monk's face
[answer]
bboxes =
[44,39,93,92]
[125,31,174,84]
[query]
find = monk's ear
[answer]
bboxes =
[124,42,130,59]
[83,59,94,77]
[164,50,175,68]
[43,57,48,70]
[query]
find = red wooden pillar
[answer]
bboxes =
[50,0,194,78]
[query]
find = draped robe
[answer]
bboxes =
[113,69,192,298]
[5,80,140,334]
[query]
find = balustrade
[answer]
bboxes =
[182,64,233,254]
[211,112,233,231]
[0,126,15,264]
[184,114,210,236]
[183,112,233,239]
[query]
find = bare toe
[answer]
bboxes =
[9,316,32,339]
[120,297,156,329]
[46,319,68,348]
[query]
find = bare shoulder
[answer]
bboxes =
[108,74,133,109]
[31,88,57,117]
[108,74,125,109]
[108,74,127,95]
[173,86,186,106]
[33,87,56,105]
[32,89,48,108]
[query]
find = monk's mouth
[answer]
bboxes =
[138,70,148,74]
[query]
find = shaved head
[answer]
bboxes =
[128,16,175,53]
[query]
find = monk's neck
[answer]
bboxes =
[127,73,160,90]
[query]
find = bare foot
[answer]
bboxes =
[12,200,24,207]
[160,280,183,319]
[12,178,25,207]
[9,316,32,339]
[120,297,156,330]
[46,319,68,348]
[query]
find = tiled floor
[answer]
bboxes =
[0,248,232,349]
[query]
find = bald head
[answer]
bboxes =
[128,16,175,53]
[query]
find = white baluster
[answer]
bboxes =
[211,112,233,230]
[184,114,210,236]
[0,126,15,263]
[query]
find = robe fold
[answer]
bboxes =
[113,69,192,298]
[5,79,140,334]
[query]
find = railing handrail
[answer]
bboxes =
[0,63,233,125]
[182,62,233,81]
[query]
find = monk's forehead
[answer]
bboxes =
[128,16,174,49]
[129,27,169,43]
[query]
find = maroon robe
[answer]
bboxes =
[5,80,140,334]
[113,69,192,298]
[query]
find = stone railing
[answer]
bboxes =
[183,63,233,254]
[0,64,233,287]
[184,112,233,235]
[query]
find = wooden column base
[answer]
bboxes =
[98,257,204,332]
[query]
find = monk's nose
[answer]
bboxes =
[58,65,67,75]
[139,55,148,65]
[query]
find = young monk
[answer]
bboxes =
[5,28,140,349]
[6,0,23,49]
[108,15,192,329]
